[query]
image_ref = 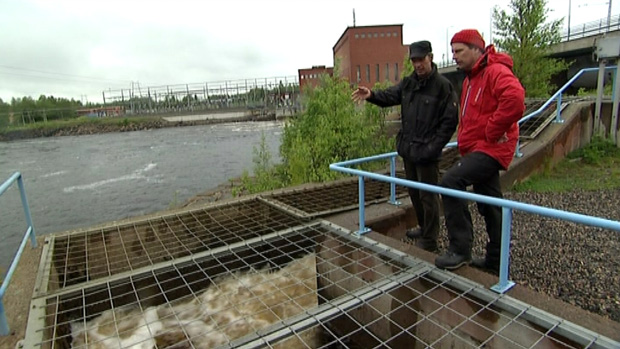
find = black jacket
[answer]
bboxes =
[367,63,458,164]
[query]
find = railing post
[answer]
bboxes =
[594,60,607,136]
[514,139,523,158]
[356,176,371,235]
[491,207,516,293]
[611,66,620,145]
[0,300,7,336]
[17,175,36,247]
[388,155,401,205]
[554,93,564,123]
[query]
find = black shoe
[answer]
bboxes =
[405,227,423,239]
[471,257,500,276]
[415,240,438,253]
[435,251,471,270]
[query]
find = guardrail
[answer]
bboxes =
[0,172,36,336]
[562,14,620,41]
[330,155,620,294]
[515,65,618,156]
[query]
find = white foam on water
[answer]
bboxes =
[40,170,67,179]
[63,163,157,193]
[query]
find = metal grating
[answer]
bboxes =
[24,222,619,349]
[261,173,409,218]
[261,148,461,219]
[36,198,306,295]
[519,101,567,140]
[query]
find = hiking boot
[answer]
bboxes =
[405,227,423,240]
[435,251,471,270]
[415,240,438,253]
[471,257,500,276]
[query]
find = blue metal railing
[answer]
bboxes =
[330,156,620,294]
[0,172,36,336]
[513,65,618,156]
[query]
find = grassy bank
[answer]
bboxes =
[512,137,620,193]
[1,115,164,133]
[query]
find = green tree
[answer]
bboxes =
[236,67,395,195]
[493,0,569,97]
[280,70,394,185]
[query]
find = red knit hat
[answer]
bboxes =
[450,29,485,50]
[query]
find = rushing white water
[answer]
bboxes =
[0,121,283,269]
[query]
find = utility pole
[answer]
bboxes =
[607,0,613,30]
[568,0,571,39]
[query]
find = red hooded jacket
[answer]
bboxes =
[457,45,525,169]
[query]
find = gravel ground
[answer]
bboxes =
[422,188,620,322]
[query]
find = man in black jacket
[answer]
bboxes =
[352,40,458,252]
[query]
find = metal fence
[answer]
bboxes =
[562,13,620,41]
[101,76,300,116]
[0,172,36,336]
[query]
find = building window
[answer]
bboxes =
[393,32,398,37]
[366,64,370,82]
[387,32,391,37]
[380,33,385,37]
[376,64,380,82]
[361,33,365,38]
[373,33,378,38]
[355,34,359,39]
[395,63,399,80]
[356,65,361,82]
[385,63,389,81]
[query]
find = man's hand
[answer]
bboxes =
[351,86,371,103]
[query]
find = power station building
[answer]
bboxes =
[298,24,409,91]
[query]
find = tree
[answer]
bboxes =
[493,0,569,97]
[280,68,394,185]
[234,66,395,195]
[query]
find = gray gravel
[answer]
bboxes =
[416,189,620,322]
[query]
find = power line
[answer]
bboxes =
[0,65,133,84]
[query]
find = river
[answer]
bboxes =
[0,121,283,270]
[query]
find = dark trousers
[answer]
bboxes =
[439,152,503,263]
[404,160,440,244]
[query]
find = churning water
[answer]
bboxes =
[0,121,283,269]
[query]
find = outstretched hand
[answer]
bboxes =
[351,86,371,104]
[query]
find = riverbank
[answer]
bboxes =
[0,113,278,142]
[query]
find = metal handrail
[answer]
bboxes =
[329,155,620,294]
[0,172,36,336]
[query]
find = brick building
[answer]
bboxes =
[298,24,409,91]
[298,65,334,91]
[333,24,408,88]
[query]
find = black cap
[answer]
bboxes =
[409,40,432,59]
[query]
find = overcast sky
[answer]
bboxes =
[0,0,617,104]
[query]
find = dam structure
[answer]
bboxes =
[2,67,620,348]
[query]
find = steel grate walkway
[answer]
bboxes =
[36,198,306,294]
[25,220,618,348]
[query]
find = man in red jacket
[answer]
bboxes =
[435,29,525,273]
